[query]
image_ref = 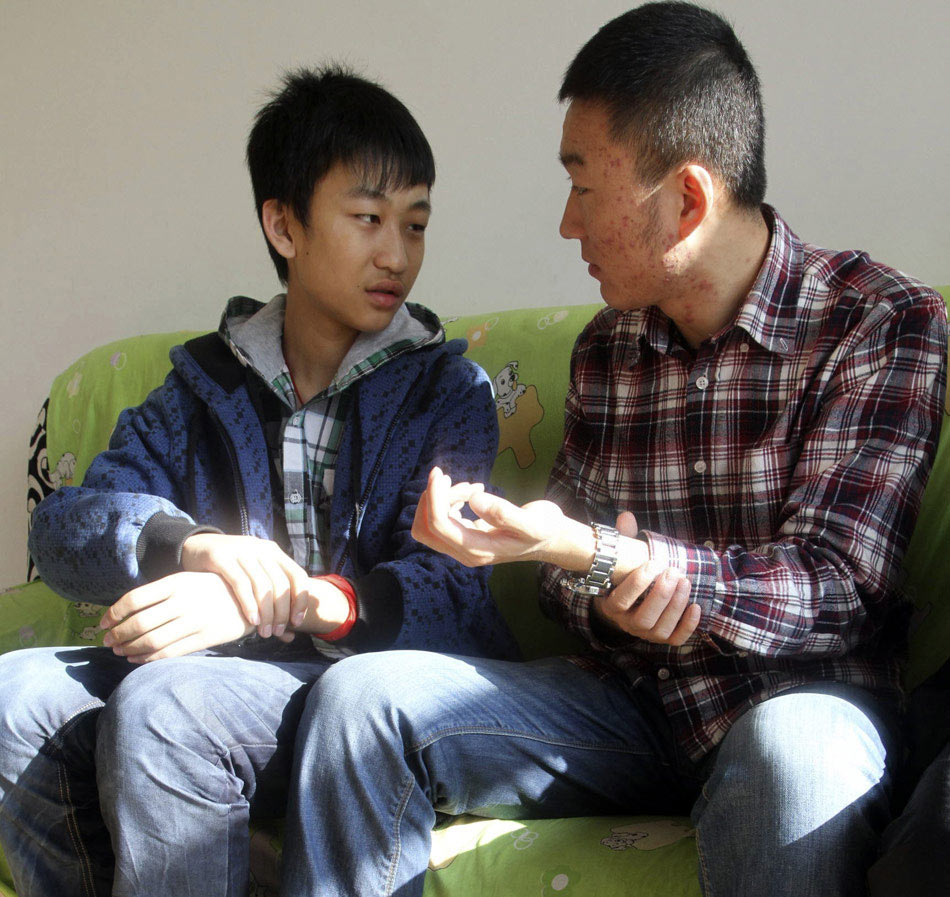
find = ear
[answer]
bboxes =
[675,164,715,241]
[261,199,297,261]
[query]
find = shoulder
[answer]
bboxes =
[401,338,494,392]
[570,305,637,377]
[801,245,946,331]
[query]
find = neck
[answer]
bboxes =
[666,207,771,349]
[281,288,357,403]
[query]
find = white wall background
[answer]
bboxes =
[2,0,948,587]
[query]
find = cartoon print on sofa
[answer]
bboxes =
[48,451,77,490]
[492,361,544,469]
[601,818,695,851]
[68,600,104,641]
[494,361,527,418]
[465,315,499,349]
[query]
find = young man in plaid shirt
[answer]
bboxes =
[0,67,517,896]
[280,5,947,897]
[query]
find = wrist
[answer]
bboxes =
[313,575,358,642]
[613,533,650,579]
[293,575,358,639]
[541,517,599,570]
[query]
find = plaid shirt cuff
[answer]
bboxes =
[639,530,724,626]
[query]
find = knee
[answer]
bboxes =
[96,658,220,769]
[312,651,434,717]
[304,650,475,739]
[708,689,890,819]
[0,648,102,748]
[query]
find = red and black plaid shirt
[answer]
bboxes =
[540,207,947,760]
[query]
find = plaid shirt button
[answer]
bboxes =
[693,460,707,474]
[289,490,303,504]
[696,375,709,390]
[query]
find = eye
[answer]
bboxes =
[356,213,380,224]
[566,176,588,197]
[408,222,428,234]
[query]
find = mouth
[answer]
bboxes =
[366,280,405,309]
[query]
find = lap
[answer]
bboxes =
[311,650,701,816]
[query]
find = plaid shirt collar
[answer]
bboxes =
[622,206,804,366]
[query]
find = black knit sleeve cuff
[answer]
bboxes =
[336,568,404,652]
[136,512,223,582]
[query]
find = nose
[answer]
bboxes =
[376,222,409,274]
[559,191,584,241]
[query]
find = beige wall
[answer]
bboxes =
[1,0,948,587]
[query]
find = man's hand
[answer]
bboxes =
[412,467,650,575]
[592,511,701,646]
[100,571,256,663]
[412,467,597,569]
[181,533,310,638]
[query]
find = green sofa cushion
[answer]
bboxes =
[902,285,950,688]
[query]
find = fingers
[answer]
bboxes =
[599,565,700,646]
[411,467,496,565]
[221,563,261,629]
[100,578,175,631]
[177,533,311,637]
[282,560,312,630]
[102,572,253,661]
[615,510,639,537]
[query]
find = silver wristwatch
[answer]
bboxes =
[566,523,620,596]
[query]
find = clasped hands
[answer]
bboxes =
[411,467,700,646]
[100,533,350,664]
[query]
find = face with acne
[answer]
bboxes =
[279,162,431,342]
[559,100,682,312]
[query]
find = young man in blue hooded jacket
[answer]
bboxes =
[0,66,517,897]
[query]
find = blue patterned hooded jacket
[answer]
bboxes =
[29,302,520,660]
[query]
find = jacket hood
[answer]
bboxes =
[217,294,444,405]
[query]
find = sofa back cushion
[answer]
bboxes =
[30,291,950,679]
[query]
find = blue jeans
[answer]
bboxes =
[0,641,329,897]
[868,739,950,895]
[281,651,897,897]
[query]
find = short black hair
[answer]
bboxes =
[247,65,436,282]
[559,1,766,208]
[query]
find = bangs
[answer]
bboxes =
[345,138,436,195]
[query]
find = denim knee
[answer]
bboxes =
[0,648,109,754]
[99,657,219,750]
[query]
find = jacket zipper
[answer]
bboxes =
[337,366,429,573]
[207,407,251,536]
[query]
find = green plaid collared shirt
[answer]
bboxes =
[221,295,442,575]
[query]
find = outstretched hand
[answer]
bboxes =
[411,467,577,567]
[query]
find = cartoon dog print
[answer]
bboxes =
[493,362,527,418]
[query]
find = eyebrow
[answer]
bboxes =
[559,151,584,168]
[346,184,432,213]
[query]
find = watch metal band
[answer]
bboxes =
[566,522,619,596]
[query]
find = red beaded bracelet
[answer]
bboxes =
[315,573,358,641]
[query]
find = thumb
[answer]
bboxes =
[615,510,639,538]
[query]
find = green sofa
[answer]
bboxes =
[2,291,949,897]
